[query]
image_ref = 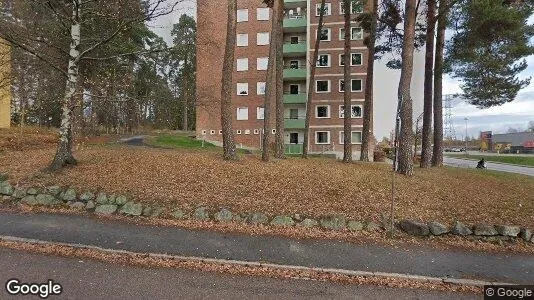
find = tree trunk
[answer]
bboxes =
[262,4,278,161]
[220,0,237,160]
[342,0,352,163]
[360,0,378,162]
[395,0,417,176]
[49,1,80,171]
[432,0,448,167]
[274,0,285,159]
[302,0,326,158]
[420,0,436,168]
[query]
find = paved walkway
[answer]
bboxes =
[0,212,532,284]
[443,157,534,176]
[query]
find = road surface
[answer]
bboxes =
[443,157,534,176]
[0,248,476,299]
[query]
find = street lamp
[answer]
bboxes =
[464,117,469,155]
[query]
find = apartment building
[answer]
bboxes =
[196,0,371,157]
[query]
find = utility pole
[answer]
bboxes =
[464,117,469,155]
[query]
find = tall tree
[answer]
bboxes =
[395,0,417,175]
[302,0,327,158]
[220,0,238,160]
[342,0,352,162]
[274,0,285,159]
[262,0,275,161]
[420,0,436,168]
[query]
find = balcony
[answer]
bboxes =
[284,118,305,129]
[283,65,306,80]
[283,42,306,57]
[285,143,303,154]
[284,93,307,104]
[283,16,306,32]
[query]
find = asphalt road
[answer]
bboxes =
[0,248,477,300]
[1,212,533,284]
[443,157,534,176]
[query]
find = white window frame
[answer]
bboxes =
[257,32,270,46]
[339,1,364,15]
[257,7,270,21]
[237,83,249,96]
[219,130,223,135]
[339,131,363,144]
[201,130,207,135]
[339,104,363,118]
[245,129,251,135]
[316,54,331,67]
[339,53,363,66]
[237,9,249,22]
[272,129,276,135]
[257,82,266,95]
[315,131,331,145]
[315,105,331,119]
[257,107,265,120]
[315,80,331,93]
[236,33,249,47]
[253,129,260,135]
[339,27,363,41]
[339,79,363,92]
[210,130,216,135]
[317,28,331,42]
[236,58,248,71]
[257,57,269,70]
[236,107,249,120]
[315,3,332,16]
[237,130,242,135]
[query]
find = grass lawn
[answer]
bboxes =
[1,143,533,229]
[446,154,534,167]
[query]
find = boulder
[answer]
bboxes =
[366,221,382,231]
[270,215,295,227]
[320,216,346,231]
[495,225,521,237]
[85,200,96,210]
[95,193,108,204]
[298,218,319,228]
[0,181,14,196]
[193,207,210,220]
[232,213,246,222]
[473,224,499,236]
[115,195,128,206]
[142,206,164,217]
[119,202,143,216]
[12,188,27,199]
[347,221,364,232]
[428,221,449,236]
[293,214,303,222]
[21,195,38,206]
[79,192,95,202]
[36,194,62,206]
[519,228,532,242]
[26,188,38,195]
[47,186,62,196]
[107,194,117,205]
[69,202,86,210]
[248,212,269,225]
[451,221,473,236]
[170,209,187,220]
[214,208,233,222]
[95,204,117,215]
[60,188,77,202]
[399,220,430,236]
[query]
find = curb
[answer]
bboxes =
[0,235,514,288]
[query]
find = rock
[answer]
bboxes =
[107,194,117,205]
[193,207,210,220]
[115,195,128,206]
[60,188,77,202]
[298,218,319,228]
[451,221,473,236]
[21,195,38,206]
[248,212,269,225]
[47,186,62,196]
[12,188,27,199]
[347,221,364,232]
[95,204,117,215]
[366,221,382,231]
[270,215,295,227]
[69,202,86,210]
[519,228,532,242]
[428,221,449,236]
[214,208,233,222]
[232,213,247,222]
[36,194,62,206]
[320,216,346,231]
[0,181,14,196]
[170,209,187,220]
[119,201,143,216]
[495,225,520,237]
[79,192,95,202]
[473,224,498,236]
[95,193,108,204]
[399,220,430,236]
[142,206,164,218]
[293,214,303,222]
[85,200,96,210]
[1,195,11,202]
[26,188,38,195]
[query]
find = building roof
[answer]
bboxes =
[492,131,534,147]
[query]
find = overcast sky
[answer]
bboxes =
[150,2,533,139]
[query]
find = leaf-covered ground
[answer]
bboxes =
[1,144,533,229]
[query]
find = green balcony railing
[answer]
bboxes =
[283,68,306,80]
[284,118,305,129]
[283,42,306,55]
[283,17,307,29]
[284,0,306,4]
[285,144,303,154]
[283,93,307,104]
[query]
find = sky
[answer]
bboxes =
[149,1,534,139]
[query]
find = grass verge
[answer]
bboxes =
[445,154,534,167]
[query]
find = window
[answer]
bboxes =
[257,32,270,45]
[237,130,242,135]
[289,84,299,95]
[219,130,223,135]
[210,130,216,135]
[317,54,331,67]
[237,107,249,120]
[237,83,248,95]
[245,129,251,135]
[237,9,248,22]
[257,57,268,70]
[339,1,364,14]
[272,129,276,134]
[315,3,332,16]
[257,107,265,120]
[315,131,330,144]
[257,82,266,95]
[289,133,299,144]
[253,129,260,135]
[257,8,270,21]
[340,131,363,144]
[201,130,207,135]
[289,108,299,119]
[340,53,363,66]
[316,80,330,93]
[318,28,331,41]
[237,34,248,47]
[236,58,248,71]
[289,60,299,69]
[316,105,330,118]
[339,79,363,92]
[339,105,363,118]
[290,36,299,44]
[339,27,363,40]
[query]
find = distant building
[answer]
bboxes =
[480,131,534,154]
[0,38,10,128]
